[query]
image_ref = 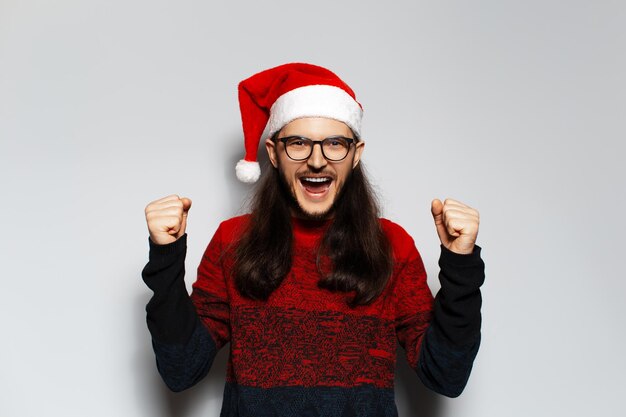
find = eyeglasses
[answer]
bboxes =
[278,135,356,162]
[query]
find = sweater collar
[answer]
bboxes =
[291,216,332,238]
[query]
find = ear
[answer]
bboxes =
[352,140,365,169]
[265,138,278,168]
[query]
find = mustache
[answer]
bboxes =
[296,170,337,180]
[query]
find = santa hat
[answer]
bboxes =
[235,62,363,183]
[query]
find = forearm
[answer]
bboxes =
[151,317,217,392]
[141,233,198,343]
[416,244,485,397]
[141,233,216,391]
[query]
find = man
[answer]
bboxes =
[142,63,485,416]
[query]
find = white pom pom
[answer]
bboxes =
[236,159,261,183]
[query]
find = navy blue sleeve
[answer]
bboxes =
[415,244,485,397]
[141,233,218,392]
[150,317,218,392]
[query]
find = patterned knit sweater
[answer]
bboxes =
[141,214,485,417]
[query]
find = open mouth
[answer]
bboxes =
[299,176,333,197]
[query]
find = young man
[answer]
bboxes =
[142,63,485,416]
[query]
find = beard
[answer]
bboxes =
[276,165,354,222]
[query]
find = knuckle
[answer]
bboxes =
[145,201,157,212]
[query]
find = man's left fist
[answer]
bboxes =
[431,198,480,255]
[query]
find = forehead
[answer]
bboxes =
[279,117,353,138]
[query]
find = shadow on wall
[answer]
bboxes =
[395,345,444,417]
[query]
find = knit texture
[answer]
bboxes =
[142,214,485,415]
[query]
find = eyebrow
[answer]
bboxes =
[279,134,354,140]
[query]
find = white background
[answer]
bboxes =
[1,1,625,416]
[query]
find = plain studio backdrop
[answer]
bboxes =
[1,1,624,416]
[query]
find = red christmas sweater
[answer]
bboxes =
[142,214,485,417]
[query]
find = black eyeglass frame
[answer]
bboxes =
[277,135,356,162]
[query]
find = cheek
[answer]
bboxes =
[334,168,350,189]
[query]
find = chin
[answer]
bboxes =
[298,205,334,220]
[293,196,333,220]
[293,186,337,220]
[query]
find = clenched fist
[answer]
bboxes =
[144,194,192,245]
[431,198,480,255]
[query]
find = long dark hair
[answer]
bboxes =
[232,138,393,308]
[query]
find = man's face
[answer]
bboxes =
[265,117,364,220]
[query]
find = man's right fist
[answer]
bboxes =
[144,194,192,245]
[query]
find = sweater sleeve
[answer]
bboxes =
[141,227,231,392]
[415,244,485,397]
[389,221,485,398]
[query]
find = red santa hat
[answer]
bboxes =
[235,62,364,183]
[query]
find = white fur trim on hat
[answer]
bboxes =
[267,85,363,138]
[236,159,261,183]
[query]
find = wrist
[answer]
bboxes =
[148,233,187,261]
[439,243,483,266]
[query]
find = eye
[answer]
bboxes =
[325,138,349,148]
[286,137,309,147]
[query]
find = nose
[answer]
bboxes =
[307,142,327,169]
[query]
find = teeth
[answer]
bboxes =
[302,177,330,183]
